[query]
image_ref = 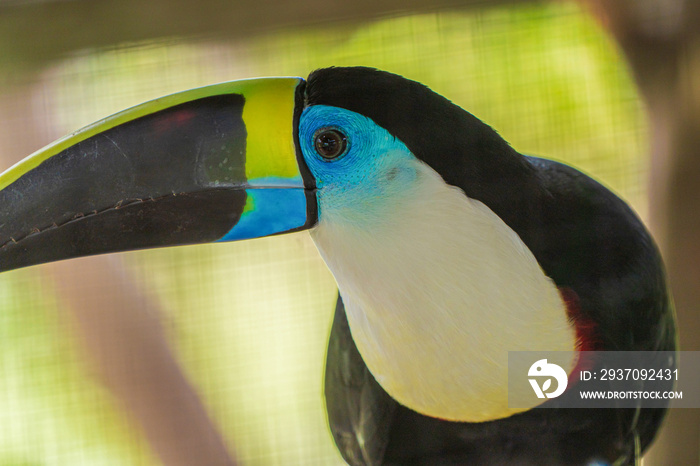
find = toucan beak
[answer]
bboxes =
[0,77,317,273]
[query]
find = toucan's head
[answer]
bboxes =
[0,67,577,421]
[0,66,530,273]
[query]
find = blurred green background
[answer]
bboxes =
[0,1,649,464]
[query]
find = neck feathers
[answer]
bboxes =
[312,161,577,422]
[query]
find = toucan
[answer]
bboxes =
[0,67,675,465]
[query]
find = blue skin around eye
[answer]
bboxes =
[298,105,418,223]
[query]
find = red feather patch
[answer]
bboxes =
[559,287,600,386]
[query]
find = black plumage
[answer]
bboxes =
[310,67,675,465]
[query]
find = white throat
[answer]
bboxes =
[311,161,576,423]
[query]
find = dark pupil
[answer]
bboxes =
[315,130,347,159]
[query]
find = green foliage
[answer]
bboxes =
[0,273,155,465]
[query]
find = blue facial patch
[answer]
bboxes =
[217,176,307,242]
[298,105,419,223]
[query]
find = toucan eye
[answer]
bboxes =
[314,129,348,160]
